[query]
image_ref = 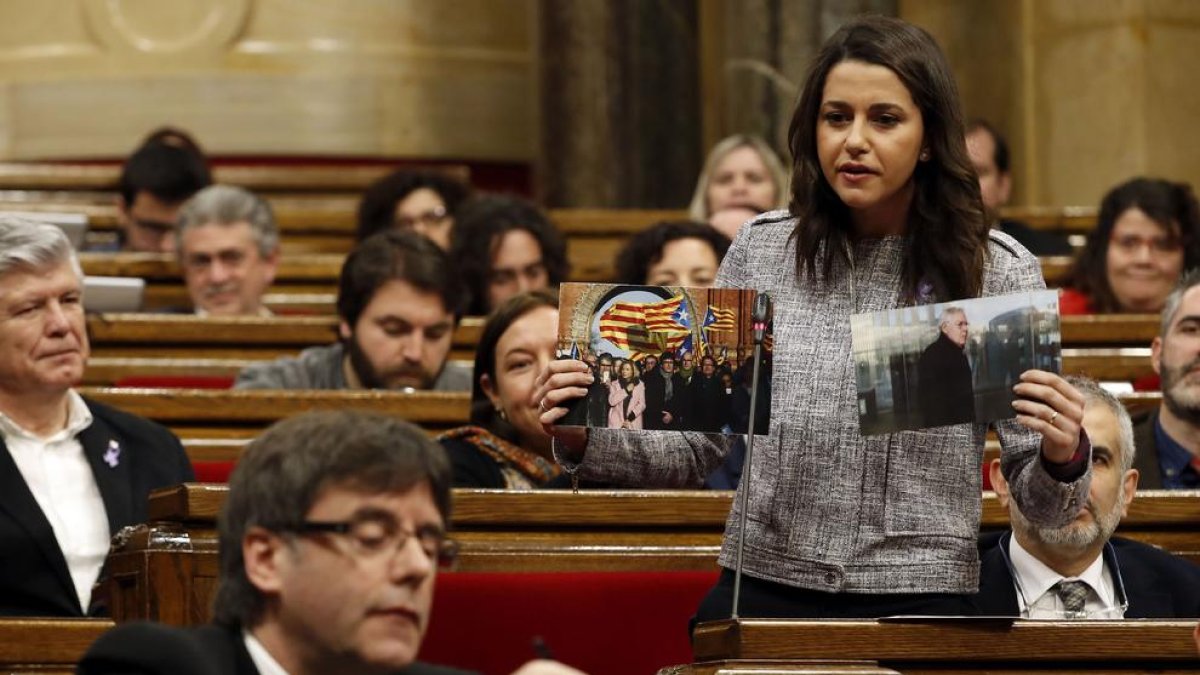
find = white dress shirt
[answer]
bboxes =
[1008,535,1123,618]
[0,391,109,611]
[244,631,292,675]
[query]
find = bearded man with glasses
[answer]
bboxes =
[974,376,1200,619]
[80,411,585,675]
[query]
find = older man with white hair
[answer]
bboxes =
[917,306,976,427]
[0,216,193,617]
[976,376,1200,618]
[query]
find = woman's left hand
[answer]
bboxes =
[1011,370,1086,464]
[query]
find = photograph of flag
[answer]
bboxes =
[703,305,737,332]
[598,294,692,353]
[555,283,774,435]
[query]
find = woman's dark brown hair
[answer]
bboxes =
[614,220,732,284]
[787,15,988,302]
[1069,177,1200,312]
[469,289,559,440]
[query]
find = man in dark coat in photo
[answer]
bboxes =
[917,306,976,427]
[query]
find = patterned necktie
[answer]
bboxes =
[1053,579,1090,615]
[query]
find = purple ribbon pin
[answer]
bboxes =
[103,440,121,469]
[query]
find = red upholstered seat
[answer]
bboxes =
[191,461,237,483]
[113,375,235,389]
[419,570,717,674]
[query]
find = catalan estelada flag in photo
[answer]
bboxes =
[599,295,691,353]
[703,306,737,332]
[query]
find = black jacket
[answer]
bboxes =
[0,397,193,617]
[974,531,1200,618]
[78,622,475,675]
[642,371,686,431]
[1132,408,1164,489]
[917,332,976,427]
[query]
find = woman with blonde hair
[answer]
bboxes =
[687,134,789,238]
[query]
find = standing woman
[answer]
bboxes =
[535,16,1090,620]
[607,359,646,430]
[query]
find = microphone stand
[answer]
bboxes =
[731,292,770,619]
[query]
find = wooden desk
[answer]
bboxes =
[682,618,1200,673]
[1061,314,1158,347]
[78,388,472,438]
[0,618,113,674]
[102,487,1200,627]
[103,486,733,625]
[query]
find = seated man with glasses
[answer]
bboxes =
[80,410,585,675]
[112,140,212,253]
[355,169,471,250]
[975,376,1200,618]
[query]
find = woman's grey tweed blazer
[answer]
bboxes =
[560,211,1091,595]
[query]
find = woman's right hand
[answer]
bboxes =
[533,358,593,456]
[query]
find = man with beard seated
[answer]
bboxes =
[975,376,1200,618]
[1133,270,1200,488]
[235,231,471,392]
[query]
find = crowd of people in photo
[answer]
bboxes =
[5,10,1200,675]
[574,349,765,436]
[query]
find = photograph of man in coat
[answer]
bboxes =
[917,306,977,427]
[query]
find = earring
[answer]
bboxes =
[919,149,931,161]
[496,407,508,421]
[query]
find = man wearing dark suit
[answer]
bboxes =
[642,352,686,431]
[917,307,976,427]
[1132,270,1200,489]
[0,217,193,617]
[80,411,585,675]
[975,377,1200,618]
[688,355,728,433]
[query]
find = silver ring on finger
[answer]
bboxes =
[539,399,549,413]
[1048,410,1059,425]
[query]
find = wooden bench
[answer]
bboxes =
[0,618,114,674]
[683,618,1200,673]
[0,161,470,194]
[78,388,472,439]
[80,252,1078,314]
[80,347,1155,391]
[1002,205,1099,235]
[1061,314,1158,347]
[85,313,484,362]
